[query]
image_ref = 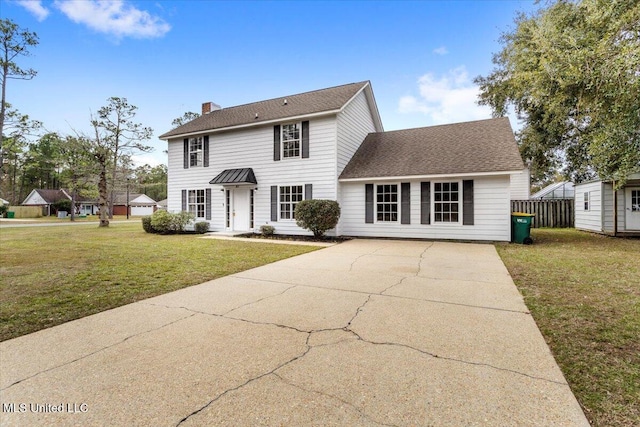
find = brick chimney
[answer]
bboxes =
[202,102,221,115]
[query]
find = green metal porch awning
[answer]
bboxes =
[209,168,257,185]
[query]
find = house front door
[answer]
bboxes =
[232,188,251,231]
[625,187,640,230]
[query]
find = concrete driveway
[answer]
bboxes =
[0,239,588,426]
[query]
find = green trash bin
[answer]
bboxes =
[511,212,534,244]
[6,211,15,218]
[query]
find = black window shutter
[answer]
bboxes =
[365,184,374,224]
[305,183,312,200]
[302,121,310,158]
[270,186,278,221]
[203,135,209,167]
[463,180,474,225]
[420,182,430,224]
[183,139,189,169]
[401,182,411,224]
[181,190,187,212]
[205,188,211,220]
[273,125,281,161]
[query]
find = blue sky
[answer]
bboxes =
[4,0,537,166]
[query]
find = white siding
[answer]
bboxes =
[167,116,338,235]
[338,175,512,241]
[336,91,377,175]
[22,191,47,205]
[574,181,603,232]
[509,169,530,200]
[602,184,628,233]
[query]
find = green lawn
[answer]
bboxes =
[496,229,640,427]
[0,223,318,341]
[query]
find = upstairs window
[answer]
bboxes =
[434,182,460,223]
[189,137,203,167]
[282,123,301,158]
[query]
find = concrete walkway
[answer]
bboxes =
[0,239,588,426]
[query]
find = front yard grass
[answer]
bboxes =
[0,223,318,342]
[496,229,639,427]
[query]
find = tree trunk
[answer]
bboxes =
[96,153,109,227]
[70,188,76,222]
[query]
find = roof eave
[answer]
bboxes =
[339,169,524,182]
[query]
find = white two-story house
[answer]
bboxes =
[160,81,526,241]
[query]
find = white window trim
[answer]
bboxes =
[374,183,400,223]
[279,185,304,221]
[187,189,205,219]
[431,180,462,225]
[189,137,203,167]
[583,192,590,211]
[281,122,302,160]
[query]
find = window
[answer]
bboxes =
[250,189,255,228]
[434,182,460,223]
[376,184,398,222]
[282,123,301,158]
[583,192,590,211]
[188,189,205,218]
[189,137,203,167]
[225,190,231,228]
[633,190,640,212]
[280,185,303,219]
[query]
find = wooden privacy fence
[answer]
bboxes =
[511,199,574,228]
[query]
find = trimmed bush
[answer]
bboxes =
[194,221,210,234]
[141,216,155,233]
[260,225,275,236]
[147,210,195,234]
[0,204,7,217]
[295,199,340,238]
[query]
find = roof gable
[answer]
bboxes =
[339,117,524,180]
[23,189,69,205]
[160,81,371,139]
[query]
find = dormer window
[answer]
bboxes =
[282,123,301,158]
[189,137,203,167]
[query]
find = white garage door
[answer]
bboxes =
[131,206,154,216]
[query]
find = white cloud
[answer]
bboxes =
[54,0,171,39]
[17,0,50,21]
[398,67,492,125]
[433,46,448,55]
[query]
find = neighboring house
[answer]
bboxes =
[22,189,97,216]
[0,197,9,206]
[22,189,70,216]
[531,181,574,199]
[574,173,640,236]
[111,193,158,216]
[159,81,525,241]
[156,199,168,210]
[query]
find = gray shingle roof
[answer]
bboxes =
[339,117,524,179]
[160,81,370,139]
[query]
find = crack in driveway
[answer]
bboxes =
[1,312,197,391]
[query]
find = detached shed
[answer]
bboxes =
[574,172,640,236]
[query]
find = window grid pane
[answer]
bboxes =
[376,184,398,222]
[434,182,460,223]
[282,123,301,158]
[189,137,203,167]
[279,185,303,219]
[188,189,205,219]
